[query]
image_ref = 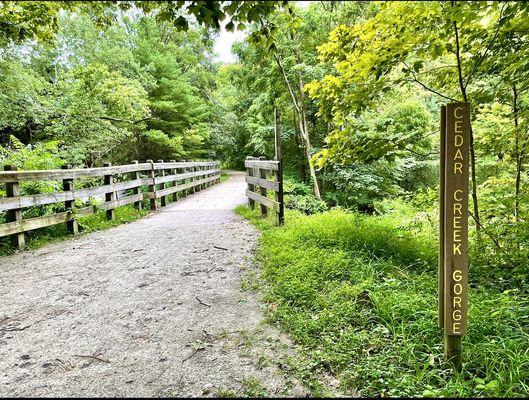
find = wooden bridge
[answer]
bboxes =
[0,169,297,397]
[1,160,221,249]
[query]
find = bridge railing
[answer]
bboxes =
[0,160,221,249]
[245,156,284,226]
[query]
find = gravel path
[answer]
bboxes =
[0,171,304,397]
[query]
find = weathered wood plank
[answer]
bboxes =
[152,168,220,184]
[244,160,279,171]
[0,207,94,238]
[0,179,144,212]
[0,163,152,183]
[97,193,144,211]
[153,161,219,170]
[245,176,279,192]
[245,190,280,212]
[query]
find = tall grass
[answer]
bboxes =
[236,206,529,397]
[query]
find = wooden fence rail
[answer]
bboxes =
[0,160,221,248]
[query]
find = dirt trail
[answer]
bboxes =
[0,171,304,397]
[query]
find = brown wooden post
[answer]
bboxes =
[131,160,142,211]
[439,106,446,329]
[103,162,115,220]
[203,163,207,189]
[146,159,157,211]
[246,157,255,209]
[62,164,78,234]
[191,162,197,194]
[4,165,25,249]
[170,160,177,202]
[198,163,204,191]
[258,156,268,216]
[442,103,470,370]
[157,159,166,207]
[275,109,285,226]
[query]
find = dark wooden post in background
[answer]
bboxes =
[103,162,115,220]
[258,156,268,216]
[146,159,157,211]
[157,159,166,207]
[62,164,78,234]
[131,160,142,211]
[4,165,25,249]
[440,103,470,370]
[246,157,255,209]
[275,109,285,226]
[170,160,177,202]
[191,162,197,194]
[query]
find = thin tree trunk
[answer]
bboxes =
[273,50,322,199]
[295,47,321,199]
[513,83,522,222]
[292,112,307,182]
[453,14,481,231]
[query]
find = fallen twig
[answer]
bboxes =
[195,296,211,307]
[137,280,160,289]
[73,354,110,363]
[182,347,205,363]
[213,245,228,251]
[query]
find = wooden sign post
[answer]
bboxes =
[439,103,470,370]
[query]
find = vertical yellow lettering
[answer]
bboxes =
[455,120,463,133]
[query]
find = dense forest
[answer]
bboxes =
[1,1,529,397]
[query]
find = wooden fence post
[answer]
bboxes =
[131,160,142,211]
[157,159,167,207]
[103,162,115,220]
[258,156,268,216]
[190,162,196,194]
[146,159,157,211]
[246,157,255,209]
[201,164,206,189]
[201,163,206,190]
[170,159,177,202]
[275,109,285,226]
[4,165,25,249]
[62,164,78,234]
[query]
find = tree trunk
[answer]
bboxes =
[295,47,321,199]
[453,15,481,231]
[513,83,522,222]
[273,49,321,199]
[293,112,307,182]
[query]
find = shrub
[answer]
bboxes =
[283,176,328,214]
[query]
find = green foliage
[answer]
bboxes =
[313,97,433,167]
[138,130,183,161]
[239,207,529,397]
[283,177,327,214]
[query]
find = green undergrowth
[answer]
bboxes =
[235,206,529,397]
[0,204,148,256]
[220,171,230,183]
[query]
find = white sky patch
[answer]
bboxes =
[212,1,314,64]
[213,21,247,64]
